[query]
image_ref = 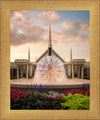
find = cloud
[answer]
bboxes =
[80,23,89,31]
[10,28,44,46]
[10,12,47,46]
[60,20,89,46]
[14,11,23,17]
[10,11,89,47]
[62,20,89,32]
[74,43,80,47]
[37,11,59,24]
[51,29,89,45]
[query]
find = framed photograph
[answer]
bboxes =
[0,0,100,120]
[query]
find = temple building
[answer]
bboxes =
[10,25,90,79]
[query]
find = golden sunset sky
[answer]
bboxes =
[10,10,90,62]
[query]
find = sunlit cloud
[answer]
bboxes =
[80,23,89,31]
[14,11,23,17]
[74,43,80,47]
[60,20,89,45]
[37,11,59,24]
[10,10,90,48]
[62,20,89,32]
[10,12,47,46]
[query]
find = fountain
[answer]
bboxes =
[33,56,67,85]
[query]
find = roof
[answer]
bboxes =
[36,48,65,63]
[84,62,90,68]
[72,59,86,62]
[10,62,16,68]
[14,59,29,63]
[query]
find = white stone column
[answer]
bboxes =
[72,64,74,78]
[29,65,30,77]
[70,65,72,76]
[26,64,28,79]
[17,65,19,79]
[81,65,83,79]
[21,65,23,78]
[68,65,71,76]
[78,65,80,78]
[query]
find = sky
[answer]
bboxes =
[10,10,90,62]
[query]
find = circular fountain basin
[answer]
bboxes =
[10,78,90,90]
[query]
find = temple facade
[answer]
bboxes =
[10,26,90,79]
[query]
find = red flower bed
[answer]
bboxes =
[49,95,60,99]
[54,95,60,99]
[11,89,29,99]
[64,89,90,96]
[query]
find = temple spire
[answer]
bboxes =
[28,48,30,61]
[48,24,52,56]
[48,24,52,48]
[70,47,72,61]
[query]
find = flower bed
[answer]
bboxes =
[10,88,90,110]
[63,89,90,96]
[11,89,29,100]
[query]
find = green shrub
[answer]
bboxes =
[75,74,77,77]
[61,93,90,110]
[68,76,72,79]
[11,95,61,110]
[83,76,90,79]
[11,76,22,79]
[26,90,38,96]
[26,90,48,98]
[11,89,90,110]
[11,93,90,110]
[39,93,48,97]
[33,90,39,96]
[28,76,33,78]
[23,74,26,77]
[10,76,17,79]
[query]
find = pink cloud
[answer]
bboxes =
[10,11,89,47]
[62,20,80,30]
[84,40,89,45]
[80,23,89,31]
[14,11,23,17]
[52,30,89,46]
[62,20,89,32]
[10,15,47,46]
[74,43,80,47]
[37,11,59,24]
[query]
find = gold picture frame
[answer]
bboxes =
[0,0,100,120]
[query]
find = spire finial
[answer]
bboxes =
[28,48,30,61]
[48,24,52,47]
[48,24,52,56]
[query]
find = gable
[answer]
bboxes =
[36,48,65,63]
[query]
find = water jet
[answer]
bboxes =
[33,56,67,85]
